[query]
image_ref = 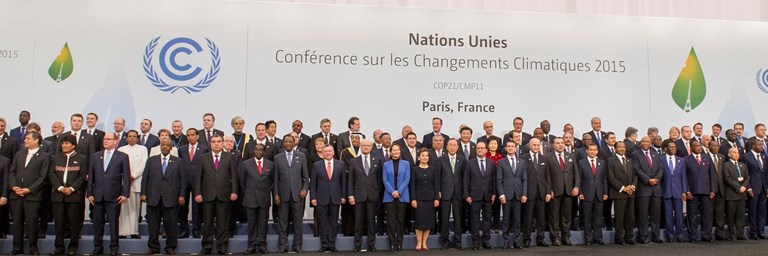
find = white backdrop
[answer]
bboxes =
[0,0,766,139]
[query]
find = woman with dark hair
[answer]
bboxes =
[382,144,410,252]
[410,148,440,251]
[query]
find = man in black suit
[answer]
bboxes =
[721,129,746,156]
[49,134,87,255]
[477,121,504,155]
[692,123,705,144]
[422,117,450,150]
[138,119,160,153]
[0,118,18,239]
[675,125,694,157]
[497,141,527,249]
[287,120,311,151]
[521,138,550,247]
[84,112,106,152]
[564,124,583,149]
[177,128,209,239]
[273,135,309,253]
[170,120,188,148]
[113,118,128,148]
[458,126,477,160]
[439,139,466,249]
[746,123,768,156]
[539,120,556,144]
[141,138,186,255]
[243,123,279,162]
[88,132,131,256]
[723,148,749,241]
[577,143,608,245]
[239,143,274,254]
[348,139,382,251]
[507,117,532,146]
[337,117,363,153]
[392,125,421,151]
[310,118,339,157]
[265,120,283,148]
[632,136,664,243]
[8,110,29,148]
[609,141,638,245]
[684,141,716,242]
[546,137,579,246]
[706,139,727,240]
[596,132,616,231]
[399,132,419,166]
[463,141,496,250]
[531,128,553,155]
[310,145,346,252]
[8,131,50,255]
[57,114,96,160]
[583,117,607,149]
[371,132,392,162]
[198,113,225,148]
[194,135,238,254]
[711,123,726,147]
[623,127,640,156]
[428,135,446,167]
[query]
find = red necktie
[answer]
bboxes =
[257,160,262,174]
[558,153,565,171]
[326,161,332,180]
[645,151,652,165]
[591,159,596,175]
[189,147,195,161]
[696,155,701,166]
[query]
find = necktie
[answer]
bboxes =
[645,150,653,165]
[162,157,168,175]
[189,146,195,161]
[622,156,626,166]
[696,155,701,166]
[450,156,456,173]
[384,149,389,160]
[596,132,601,147]
[286,152,293,167]
[668,156,674,174]
[326,161,332,180]
[464,144,469,159]
[207,130,212,144]
[480,159,485,175]
[758,154,764,169]
[325,134,329,144]
[257,160,263,174]
[63,153,71,186]
[533,154,538,167]
[558,153,565,170]
[411,150,416,163]
[610,147,615,155]
[591,159,596,175]
[21,127,26,138]
[511,157,516,174]
[762,139,767,156]
[364,155,370,176]
[103,151,112,172]
[686,141,691,155]
[73,132,79,143]
[140,134,146,145]
[436,150,441,158]
[736,162,742,178]
[87,129,92,135]
[214,154,220,170]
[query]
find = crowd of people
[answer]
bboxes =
[0,110,766,255]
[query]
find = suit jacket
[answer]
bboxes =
[623,139,639,156]
[477,135,504,155]
[83,128,106,152]
[546,151,580,197]
[496,155,527,200]
[409,165,440,201]
[347,154,382,203]
[116,131,128,148]
[141,155,187,207]
[272,150,309,202]
[239,158,275,208]
[439,154,466,201]
[178,143,209,178]
[310,132,338,157]
[242,140,279,162]
[743,152,768,194]
[584,130,607,148]
[598,145,616,160]
[607,155,637,199]
[371,147,391,162]
[522,152,550,201]
[747,136,768,156]
[87,150,131,202]
[0,156,9,198]
[422,132,450,150]
[456,141,477,160]
[706,152,726,197]
[399,146,418,166]
[661,154,687,199]
[578,157,608,202]
[392,138,421,153]
[463,157,496,201]
[0,133,19,160]
[170,133,188,148]
[720,140,746,156]
[382,159,410,203]
[139,133,161,153]
[723,160,749,200]
[44,134,61,144]
[56,131,95,161]
[337,131,364,154]
[684,154,716,195]
[197,128,224,148]
[674,138,695,157]
[427,148,446,167]
[9,126,25,148]
[49,152,87,202]
[310,159,346,206]
[193,151,238,202]
[8,149,50,201]
[631,149,664,197]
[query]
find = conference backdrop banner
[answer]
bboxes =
[1,0,766,138]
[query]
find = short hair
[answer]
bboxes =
[142,118,153,127]
[282,134,294,141]
[26,122,41,132]
[203,113,215,121]
[87,112,99,120]
[734,122,744,129]
[755,123,766,130]
[712,123,722,129]
[406,132,417,139]
[186,128,199,135]
[265,120,277,128]
[693,122,703,128]
[606,131,615,140]
[587,144,599,150]
[255,122,266,130]
[647,127,659,134]
[254,143,266,151]
[126,130,139,137]
[209,134,222,141]
[320,118,331,126]
[313,136,326,145]
[614,141,625,148]
[347,117,359,128]
[380,132,391,139]
[625,127,638,137]
[231,116,244,125]
[19,110,30,116]
[505,140,517,148]
[513,117,524,123]
[27,131,42,144]
[71,113,83,120]
[432,117,443,125]
[157,129,171,137]
[417,148,430,157]
[459,126,473,134]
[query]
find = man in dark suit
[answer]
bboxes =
[371,132,392,162]
[141,138,186,255]
[531,128,553,155]
[57,114,96,160]
[674,126,694,157]
[84,112,106,152]
[734,123,749,151]
[49,134,87,255]
[8,131,49,255]
[609,141,638,245]
[87,132,131,256]
[723,148,749,241]
[243,123,279,162]
[422,117,450,149]
[706,139,727,240]
[623,127,640,156]
[743,141,767,239]
[45,121,65,145]
[239,144,274,254]
[463,141,496,250]
[138,119,160,152]
[310,118,339,157]
[563,124,583,149]
[427,135,446,167]
[521,138,551,247]
[287,120,312,151]
[661,142,687,243]
[392,125,421,151]
[583,117,606,149]
[273,135,309,253]
[746,123,768,156]
[170,120,188,148]
[721,129,746,156]
[0,118,18,239]
[577,143,608,245]
[631,136,664,244]
[478,121,504,154]
[265,120,283,149]
[507,117,532,146]
[546,137,579,246]
[337,117,363,153]
[684,141,716,242]
[113,118,128,148]
[8,110,29,148]
[711,123,726,147]
[310,145,346,252]
[497,141,527,249]
[598,132,617,160]
[197,113,225,148]
[439,139,467,249]
[458,126,477,160]
[177,128,209,239]
[348,139,383,252]
[193,135,238,255]
[539,120,557,144]
[399,132,419,166]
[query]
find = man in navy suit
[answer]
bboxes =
[310,118,339,157]
[177,128,209,238]
[273,135,309,253]
[113,117,128,148]
[87,132,131,256]
[721,129,745,156]
[141,138,186,255]
[497,141,527,249]
[464,141,496,250]
[239,144,275,254]
[84,112,106,152]
[577,144,608,245]
[197,113,225,148]
[138,119,160,153]
[684,141,716,242]
[458,126,477,160]
[8,131,50,255]
[348,139,383,252]
[521,138,551,247]
[422,117,450,150]
[631,136,664,244]
[57,114,96,161]
[8,110,29,148]
[584,117,607,149]
[661,142,687,243]
[734,123,749,151]
[310,145,346,252]
[507,117,532,146]
[439,139,467,249]
[744,141,768,239]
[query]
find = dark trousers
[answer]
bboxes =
[316,204,340,249]
[52,202,83,254]
[354,201,377,248]
[581,198,603,242]
[686,194,713,240]
[246,206,269,252]
[501,199,522,245]
[385,202,406,247]
[11,199,39,253]
[376,201,387,235]
[726,199,747,239]
[548,195,572,240]
[637,196,662,241]
[491,199,501,230]
[38,184,52,235]
[470,200,492,246]
[179,182,203,234]
[712,194,726,239]
[663,198,685,241]
[602,198,613,229]
[571,196,581,230]
[612,198,635,242]
[202,200,230,252]
[341,204,355,236]
[147,200,178,252]
[93,201,121,251]
[439,196,463,246]
[522,197,547,243]
[747,190,767,237]
[0,204,9,236]
[278,199,304,250]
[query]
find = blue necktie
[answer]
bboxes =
[162,157,168,176]
[287,152,293,167]
[103,151,112,172]
[668,156,674,175]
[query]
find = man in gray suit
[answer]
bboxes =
[546,137,580,246]
[273,135,309,253]
[497,141,527,249]
[193,135,238,255]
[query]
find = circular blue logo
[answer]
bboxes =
[143,36,221,94]
[756,69,768,94]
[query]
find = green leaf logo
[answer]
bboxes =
[48,43,74,82]
[671,47,706,112]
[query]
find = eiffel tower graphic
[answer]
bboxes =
[684,80,692,112]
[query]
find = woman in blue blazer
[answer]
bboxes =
[383,144,411,252]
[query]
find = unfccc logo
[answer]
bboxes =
[143,36,221,93]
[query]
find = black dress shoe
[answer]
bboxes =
[144,250,160,255]
[536,241,550,247]
[164,248,175,255]
[179,231,189,238]
[626,240,636,245]
[330,247,338,252]
[369,247,376,252]
[110,250,119,256]
[615,240,624,245]
[563,238,574,246]
[441,245,449,250]
[552,239,562,246]
[193,234,202,238]
[586,241,593,246]
[66,251,77,256]
[29,250,39,255]
[0,234,6,239]
[759,234,768,239]
[389,246,395,252]
[595,241,605,245]
[199,250,212,255]
[353,247,361,252]
[244,249,257,254]
[501,243,510,249]
[513,244,522,249]
[118,235,127,239]
[483,244,492,249]
[217,250,227,255]
[131,234,142,239]
[91,249,104,255]
[472,246,479,250]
